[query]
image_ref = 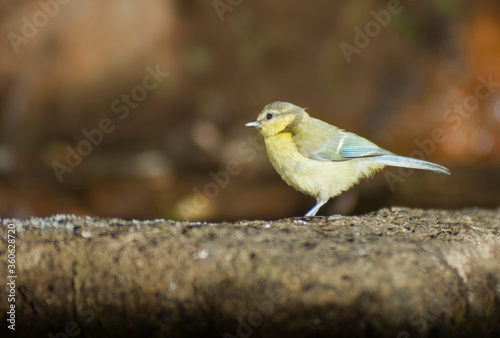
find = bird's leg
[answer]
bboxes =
[304,200,328,217]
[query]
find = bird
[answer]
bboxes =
[245,101,450,217]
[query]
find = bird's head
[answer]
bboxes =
[245,102,308,138]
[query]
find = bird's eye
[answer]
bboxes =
[266,113,273,120]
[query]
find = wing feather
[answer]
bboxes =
[293,118,392,162]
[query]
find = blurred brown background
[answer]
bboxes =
[0,0,499,221]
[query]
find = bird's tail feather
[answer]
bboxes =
[372,155,450,175]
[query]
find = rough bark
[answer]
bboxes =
[1,208,500,337]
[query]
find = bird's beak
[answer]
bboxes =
[245,120,260,128]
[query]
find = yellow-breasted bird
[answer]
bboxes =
[245,102,450,216]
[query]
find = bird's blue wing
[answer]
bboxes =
[338,132,393,159]
[293,118,392,162]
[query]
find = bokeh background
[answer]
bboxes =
[0,0,499,221]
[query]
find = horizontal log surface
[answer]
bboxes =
[1,208,500,338]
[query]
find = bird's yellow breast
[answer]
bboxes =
[264,132,383,200]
